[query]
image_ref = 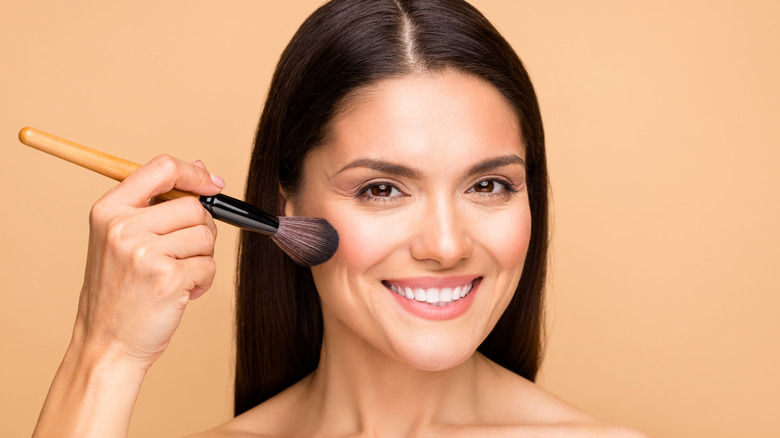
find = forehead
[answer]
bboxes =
[306,70,525,176]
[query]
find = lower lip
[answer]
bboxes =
[387,279,480,320]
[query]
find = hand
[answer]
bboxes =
[72,155,224,369]
[33,156,224,438]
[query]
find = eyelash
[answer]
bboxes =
[356,181,405,203]
[356,177,519,203]
[466,177,519,198]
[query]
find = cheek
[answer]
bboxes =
[306,197,411,301]
[475,203,532,275]
[327,212,403,271]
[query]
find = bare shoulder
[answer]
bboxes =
[185,360,651,438]
[472,356,651,437]
[182,407,288,438]
[183,376,312,438]
[475,356,591,424]
[181,410,279,438]
[182,416,274,438]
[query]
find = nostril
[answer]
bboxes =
[408,203,474,266]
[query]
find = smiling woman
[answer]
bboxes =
[222,0,647,435]
[29,0,650,437]
[289,72,532,373]
[231,0,553,428]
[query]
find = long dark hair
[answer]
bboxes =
[235,0,548,416]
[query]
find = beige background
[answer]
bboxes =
[1,1,778,436]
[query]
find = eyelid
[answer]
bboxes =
[466,176,519,193]
[355,180,407,202]
[353,175,522,202]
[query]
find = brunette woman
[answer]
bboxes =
[33,1,648,437]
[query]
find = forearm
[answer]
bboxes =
[32,338,148,438]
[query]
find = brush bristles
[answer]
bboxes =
[271,216,339,267]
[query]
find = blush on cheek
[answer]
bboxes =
[480,210,532,270]
[328,211,406,270]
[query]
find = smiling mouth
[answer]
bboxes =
[381,278,480,307]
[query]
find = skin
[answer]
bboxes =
[32,71,649,437]
[299,70,531,373]
[32,156,223,437]
[196,71,649,437]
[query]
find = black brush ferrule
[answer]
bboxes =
[200,194,279,235]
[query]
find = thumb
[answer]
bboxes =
[192,159,226,189]
[113,155,224,208]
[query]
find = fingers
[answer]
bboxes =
[139,196,218,237]
[111,155,225,208]
[76,157,224,370]
[146,256,217,301]
[95,197,219,294]
[191,159,225,190]
[91,155,223,235]
[163,214,218,300]
[91,193,218,248]
[159,223,217,260]
[184,256,217,300]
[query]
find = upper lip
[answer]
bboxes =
[382,275,481,289]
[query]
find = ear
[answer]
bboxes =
[279,185,297,217]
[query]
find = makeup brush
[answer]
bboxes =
[18,127,338,267]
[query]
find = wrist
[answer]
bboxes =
[33,338,149,438]
[69,316,159,373]
[64,333,153,379]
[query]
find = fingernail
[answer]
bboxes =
[192,160,205,168]
[210,173,225,189]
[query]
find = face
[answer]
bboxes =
[285,70,531,371]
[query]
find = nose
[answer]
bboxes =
[409,196,474,268]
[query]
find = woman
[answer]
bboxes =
[33,0,647,436]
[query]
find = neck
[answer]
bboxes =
[298,314,491,437]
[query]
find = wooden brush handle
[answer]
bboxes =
[18,127,193,201]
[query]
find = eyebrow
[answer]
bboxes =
[335,158,422,179]
[335,154,526,179]
[465,155,526,176]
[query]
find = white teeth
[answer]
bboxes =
[453,286,462,300]
[387,281,475,306]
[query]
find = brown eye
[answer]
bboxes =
[474,180,495,192]
[370,184,393,197]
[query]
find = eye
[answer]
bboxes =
[358,182,405,202]
[469,179,512,194]
[369,183,398,197]
[466,178,519,200]
[474,180,498,193]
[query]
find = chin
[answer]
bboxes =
[392,336,478,372]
